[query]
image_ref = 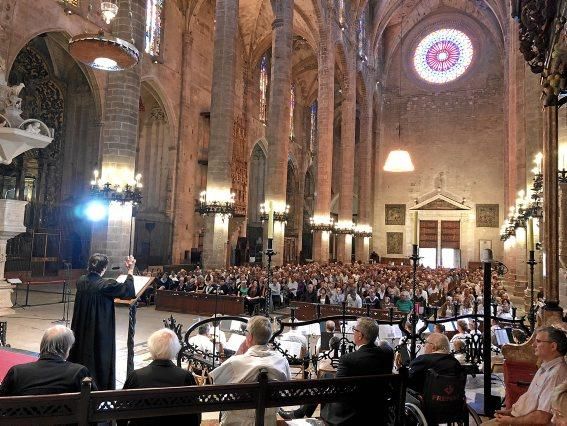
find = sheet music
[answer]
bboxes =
[379,324,403,339]
[343,321,357,334]
[297,323,321,336]
[224,333,246,352]
[7,278,22,284]
[494,328,510,346]
[443,321,456,332]
[230,320,246,332]
[116,274,152,297]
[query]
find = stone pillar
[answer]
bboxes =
[201,0,239,270]
[312,33,335,263]
[263,0,293,266]
[336,57,356,263]
[172,32,195,264]
[542,105,562,318]
[90,0,145,270]
[355,91,373,262]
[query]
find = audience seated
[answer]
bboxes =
[120,328,200,426]
[0,325,95,396]
[407,333,463,397]
[210,316,291,426]
[483,326,567,425]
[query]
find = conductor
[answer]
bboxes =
[68,253,136,390]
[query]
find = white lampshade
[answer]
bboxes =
[383,150,414,172]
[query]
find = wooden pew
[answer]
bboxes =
[155,290,245,316]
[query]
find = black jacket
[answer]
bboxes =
[120,359,201,426]
[0,354,94,396]
[322,342,395,425]
[408,352,463,394]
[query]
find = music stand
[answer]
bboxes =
[115,275,155,376]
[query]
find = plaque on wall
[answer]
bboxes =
[476,204,499,228]
[386,232,403,254]
[385,204,406,225]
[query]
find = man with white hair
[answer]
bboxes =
[210,316,290,426]
[121,328,200,426]
[0,325,94,395]
[407,332,463,395]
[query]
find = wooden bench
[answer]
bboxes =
[0,370,408,425]
[155,290,245,316]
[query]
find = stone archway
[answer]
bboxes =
[5,32,98,271]
[133,82,175,268]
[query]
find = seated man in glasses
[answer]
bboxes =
[482,326,567,425]
[321,317,394,425]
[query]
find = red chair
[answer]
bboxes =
[502,359,538,409]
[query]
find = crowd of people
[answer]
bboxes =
[2,253,566,425]
[146,261,519,319]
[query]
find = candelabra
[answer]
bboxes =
[264,238,276,316]
[354,224,373,238]
[89,170,143,205]
[196,190,235,219]
[408,244,422,359]
[527,250,538,333]
[333,221,354,235]
[259,202,290,223]
[309,216,334,232]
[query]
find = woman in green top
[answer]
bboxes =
[395,291,414,313]
[238,281,249,296]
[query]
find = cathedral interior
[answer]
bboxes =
[0,0,564,310]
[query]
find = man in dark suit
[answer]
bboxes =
[407,332,463,395]
[0,325,94,396]
[120,328,200,426]
[321,317,395,425]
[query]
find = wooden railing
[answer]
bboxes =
[0,370,408,426]
[290,301,406,321]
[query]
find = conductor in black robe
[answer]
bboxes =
[68,253,136,390]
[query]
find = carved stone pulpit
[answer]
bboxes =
[0,57,53,315]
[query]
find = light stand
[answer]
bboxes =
[409,243,421,359]
[264,237,275,316]
[527,250,537,333]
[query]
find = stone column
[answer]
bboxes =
[201,0,239,270]
[336,56,356,263]
[263,0,293,266]
[355,94,373,262]
[172,32,195,264]
[90,0,145,270]
[542,105,562,317]
[312,32,335,263]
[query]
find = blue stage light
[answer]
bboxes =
[84,200,108,222]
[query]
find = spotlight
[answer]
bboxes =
[85,200,108,222]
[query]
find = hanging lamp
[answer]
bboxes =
[68,0,139,71]
[383,5,414,172]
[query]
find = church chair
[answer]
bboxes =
[420,369,469,425]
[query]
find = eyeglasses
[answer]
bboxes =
[352,327,363,336]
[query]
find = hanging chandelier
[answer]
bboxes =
[100,1,119,24]
[68,0,139,71]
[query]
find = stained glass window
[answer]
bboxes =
[289,84,295,139]
[357,10,367,60]
[413,29,474,84]
[337,0,346,28]
[259,55,269,123]
[145,0,164,57]
[310,102,317,152]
